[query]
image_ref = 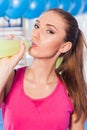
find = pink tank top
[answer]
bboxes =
[2,67,74,130]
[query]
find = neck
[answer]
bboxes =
[27,58,58,84]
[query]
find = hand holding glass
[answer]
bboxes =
[0,39,31,58]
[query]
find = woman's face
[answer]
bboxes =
[29,11,67,59]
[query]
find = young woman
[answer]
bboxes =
[0,8,87,130]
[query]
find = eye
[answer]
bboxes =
[46,30,55,34]
[34,24,39,29]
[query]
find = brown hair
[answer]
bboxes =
[47,8,87,122]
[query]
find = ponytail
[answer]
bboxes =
[56,29,87,122]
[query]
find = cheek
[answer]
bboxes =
[44,44,60,57]
[29,42,61,58]
[43,40,62,54]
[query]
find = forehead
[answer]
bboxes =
[38,11,66,30]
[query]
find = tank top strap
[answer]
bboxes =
[13,66,26,87]
[15,66,26,78]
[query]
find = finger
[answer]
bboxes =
[7,34,15,39]
[10,41,25,66]
[17,40,26,58]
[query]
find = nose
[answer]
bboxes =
[30,29,40,41]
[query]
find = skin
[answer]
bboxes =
[0,11,85,130]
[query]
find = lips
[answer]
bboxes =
[31,42,37,47]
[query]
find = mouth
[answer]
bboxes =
[31,42,37,47]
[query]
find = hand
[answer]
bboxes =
[0,34,26,78]
[0,40,25,70]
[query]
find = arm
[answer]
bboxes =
[0,41,25,107]
[0,70,14,107]
[69,112,85,130]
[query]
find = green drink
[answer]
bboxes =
[0,39,31,58]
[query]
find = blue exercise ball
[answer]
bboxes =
[45,0,59,10]
[70,0,84,16]
[0,0,9,16]
[83,0,87,13]
[23,0,45,19]
[5,0,29,18]
[58,0,71,12]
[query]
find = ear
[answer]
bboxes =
[59,41,72,53]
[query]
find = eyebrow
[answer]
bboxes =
[35,19,57,31]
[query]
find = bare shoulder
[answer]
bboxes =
[69,112,85,130]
